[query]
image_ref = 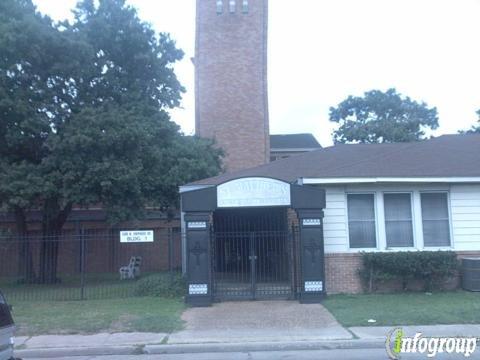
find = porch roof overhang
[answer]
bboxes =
[181,177,326,213]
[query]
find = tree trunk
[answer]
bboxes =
[14,207,37,283]
[38,200,72,284]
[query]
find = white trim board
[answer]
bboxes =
[179,184,213,193]
[301,177,480,185]
[271,147,320,152]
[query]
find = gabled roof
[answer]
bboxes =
[270,133,321,150]
[186,134,480,186]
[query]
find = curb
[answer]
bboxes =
[15,339,385,358]
[145,339,385,354]
[15,345,139,358]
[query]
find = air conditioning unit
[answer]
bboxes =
[462,258,480,291]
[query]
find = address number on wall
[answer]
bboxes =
[120,230,154,243]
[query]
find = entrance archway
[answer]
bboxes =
[212,207,292,300]
[181,177,326,306]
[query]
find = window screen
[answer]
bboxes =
[421,192,451,247]
[384,193,414,247]
[347,194,376,248]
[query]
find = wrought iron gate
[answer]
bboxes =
[211,208,296,300]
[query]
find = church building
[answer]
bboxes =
[181,0,480,306]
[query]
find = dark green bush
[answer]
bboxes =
[134,273,186,298]
[359,251,459,293]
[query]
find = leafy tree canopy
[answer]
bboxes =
[329,88,439,144]
[464,109,480,134]
[1,0,222,282]
[0,0,222,229]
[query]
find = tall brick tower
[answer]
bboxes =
[195,0,270,172]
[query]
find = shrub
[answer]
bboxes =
[359,251,459,293]
[134,273,186,298]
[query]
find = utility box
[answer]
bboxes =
[462,258,480,291]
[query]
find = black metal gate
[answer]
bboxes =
[211,208,296,300]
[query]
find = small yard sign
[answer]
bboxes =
[120,230,154,243]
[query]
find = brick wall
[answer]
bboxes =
[325,253,364,294]
[324,251,480,294]
[195,0,270,172]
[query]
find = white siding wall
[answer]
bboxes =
[322,183,480,253]
[450,185,480,251]
[323,186,349,253]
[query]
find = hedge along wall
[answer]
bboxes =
[359,251,459,293]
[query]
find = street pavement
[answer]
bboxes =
[23,348,480,360]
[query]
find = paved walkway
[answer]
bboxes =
[169,300,351,343]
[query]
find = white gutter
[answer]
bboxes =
[301,177,480,185]
[271,148,320,152]
[179,184,214,193]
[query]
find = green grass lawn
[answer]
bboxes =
[10,297,185,336]
[323,291,480,327]
[0,272,175,302]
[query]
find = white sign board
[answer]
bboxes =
[189,284,208,295]
[120,230,154,243]
[302,219,321,226]
[305,281,323,292]
[217,177,291,208]
[187,221,207,229]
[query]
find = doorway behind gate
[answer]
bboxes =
[212,207,298,300]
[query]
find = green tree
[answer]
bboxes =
[465,109,480,134]
[329,88,439,144]
[0,0,222,283]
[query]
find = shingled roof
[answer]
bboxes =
[186,134,480,186]
[270,133,321,149]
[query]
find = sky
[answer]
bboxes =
[33,0,480,146]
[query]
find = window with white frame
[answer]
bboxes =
[242,0,248,13]
[216,0,223,14]
[229,0,236,13]
[421,192,451,247]
[384,193,414,247]
[347,194,376,248]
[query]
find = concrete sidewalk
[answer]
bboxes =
[13,324,480,358]
[14,332,168,349]
[349,324,480,339]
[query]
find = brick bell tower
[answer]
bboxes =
[195,0,270,172]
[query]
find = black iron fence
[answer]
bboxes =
[0,227,183,302]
